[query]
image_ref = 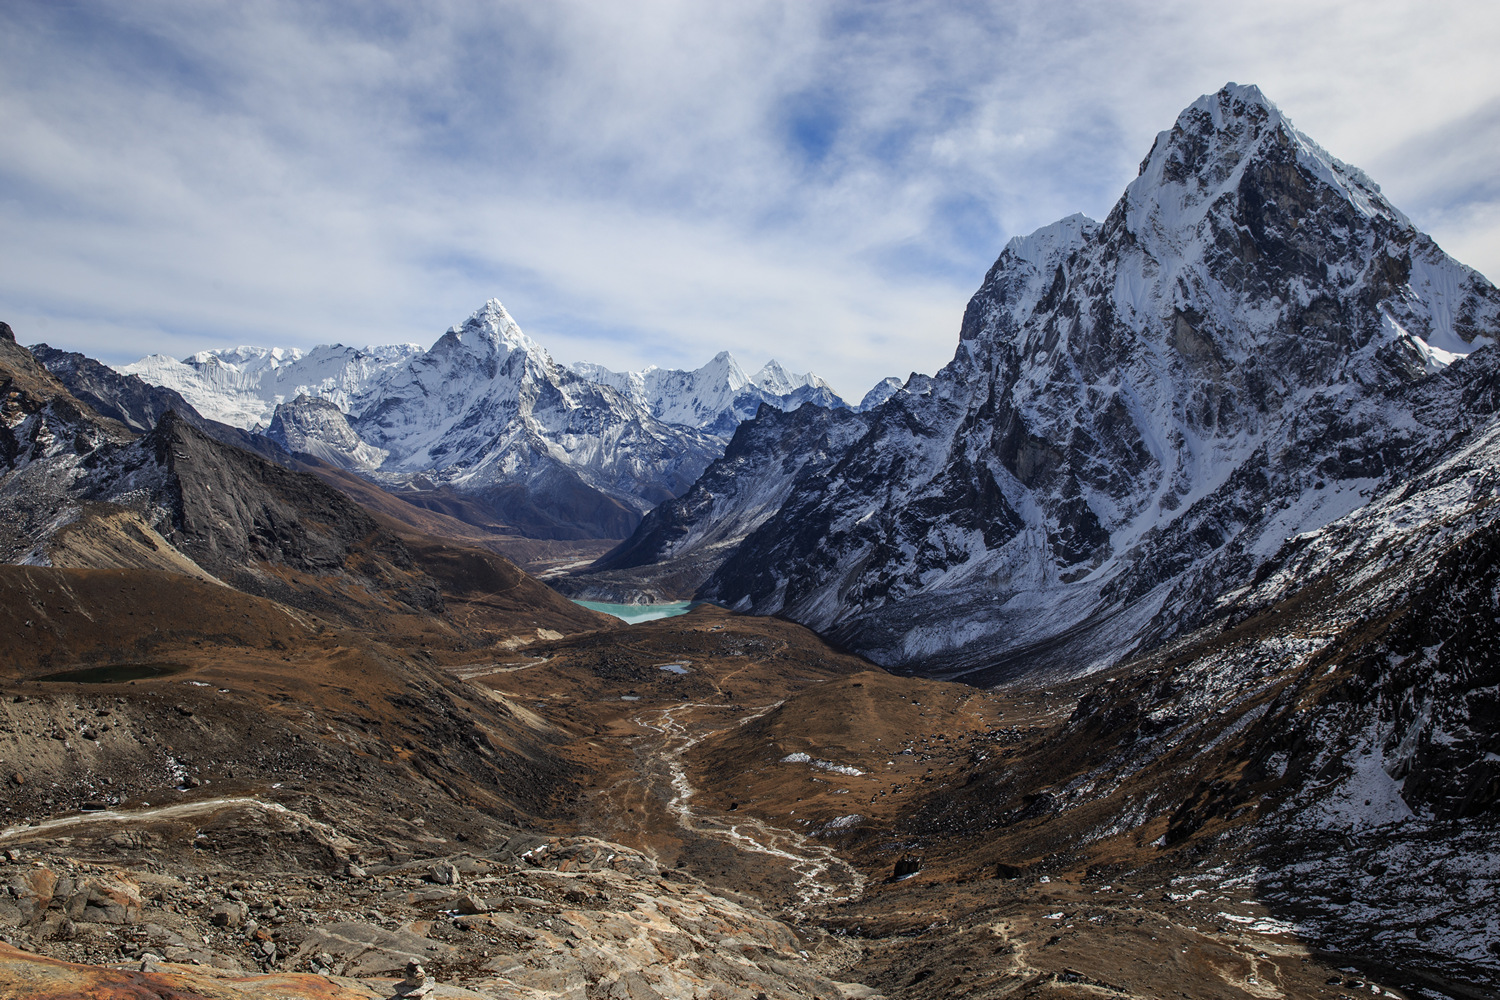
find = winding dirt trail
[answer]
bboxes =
[0,796,336,842]
[631,701,867,918]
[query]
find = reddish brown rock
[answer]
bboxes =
[0,941,387,999]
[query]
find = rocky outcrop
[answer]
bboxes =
[31,343,292,465]
[0,326,130,476]
[0,327,139,563]
[0,839,873,1000]
[29,344,200,435]
[268,394,389,471]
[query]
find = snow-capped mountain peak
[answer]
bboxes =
[569,351,847,436]
[857,376,904,411]
[750,359,796,395]
[698,82,1500,678]
[702,350,752,392]
[749,358,834,396]
[430,299,551,376]
[1124,83,1410,255]
[996,213,1097,274]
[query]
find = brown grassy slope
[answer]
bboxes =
[399,531,615,640]
[0,565,583,842]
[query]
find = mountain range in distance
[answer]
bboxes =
[110,303,893,546]
[121,332,880,439]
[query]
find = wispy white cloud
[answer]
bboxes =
[0,0,1496,398]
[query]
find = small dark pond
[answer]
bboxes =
[34,663,190,684]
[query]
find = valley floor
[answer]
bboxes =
[3,606,1484,1000]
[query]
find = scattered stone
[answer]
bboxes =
[210,900,248,928]
[427,863,460,886]
[454,894,489,915]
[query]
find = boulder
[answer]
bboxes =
[427,863,461,886]
[74,874,142,924]
[454,894,489,915]
[210,900,249,928]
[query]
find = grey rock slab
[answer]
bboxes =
[295,920,454,976]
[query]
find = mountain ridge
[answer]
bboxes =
[643,82,1500,678]
[570,350,854,437]
[112,301,863,541]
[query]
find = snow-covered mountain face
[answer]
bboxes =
[119,343,424,431]
[856,377,904,411]
[116,304,857,539]
[556,402,874,603]
[699,83,1500,677]
[266,394,389,471]
[916,378,1500,979]
[570,353,850,437]
[349,301,723,521]
[115,302,730,538]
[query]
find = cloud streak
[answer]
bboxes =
[1,0,1496,398]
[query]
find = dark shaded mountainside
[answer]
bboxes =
[27,344,288,464]
[576,84,1500,686]
[3,326,596,637]
[28,339,617,573]
[555,402,873,602]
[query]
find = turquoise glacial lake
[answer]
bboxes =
[572,600,696,624]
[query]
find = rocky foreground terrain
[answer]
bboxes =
[2,593,1489,999]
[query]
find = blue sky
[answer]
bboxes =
[2,1,1497,399]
